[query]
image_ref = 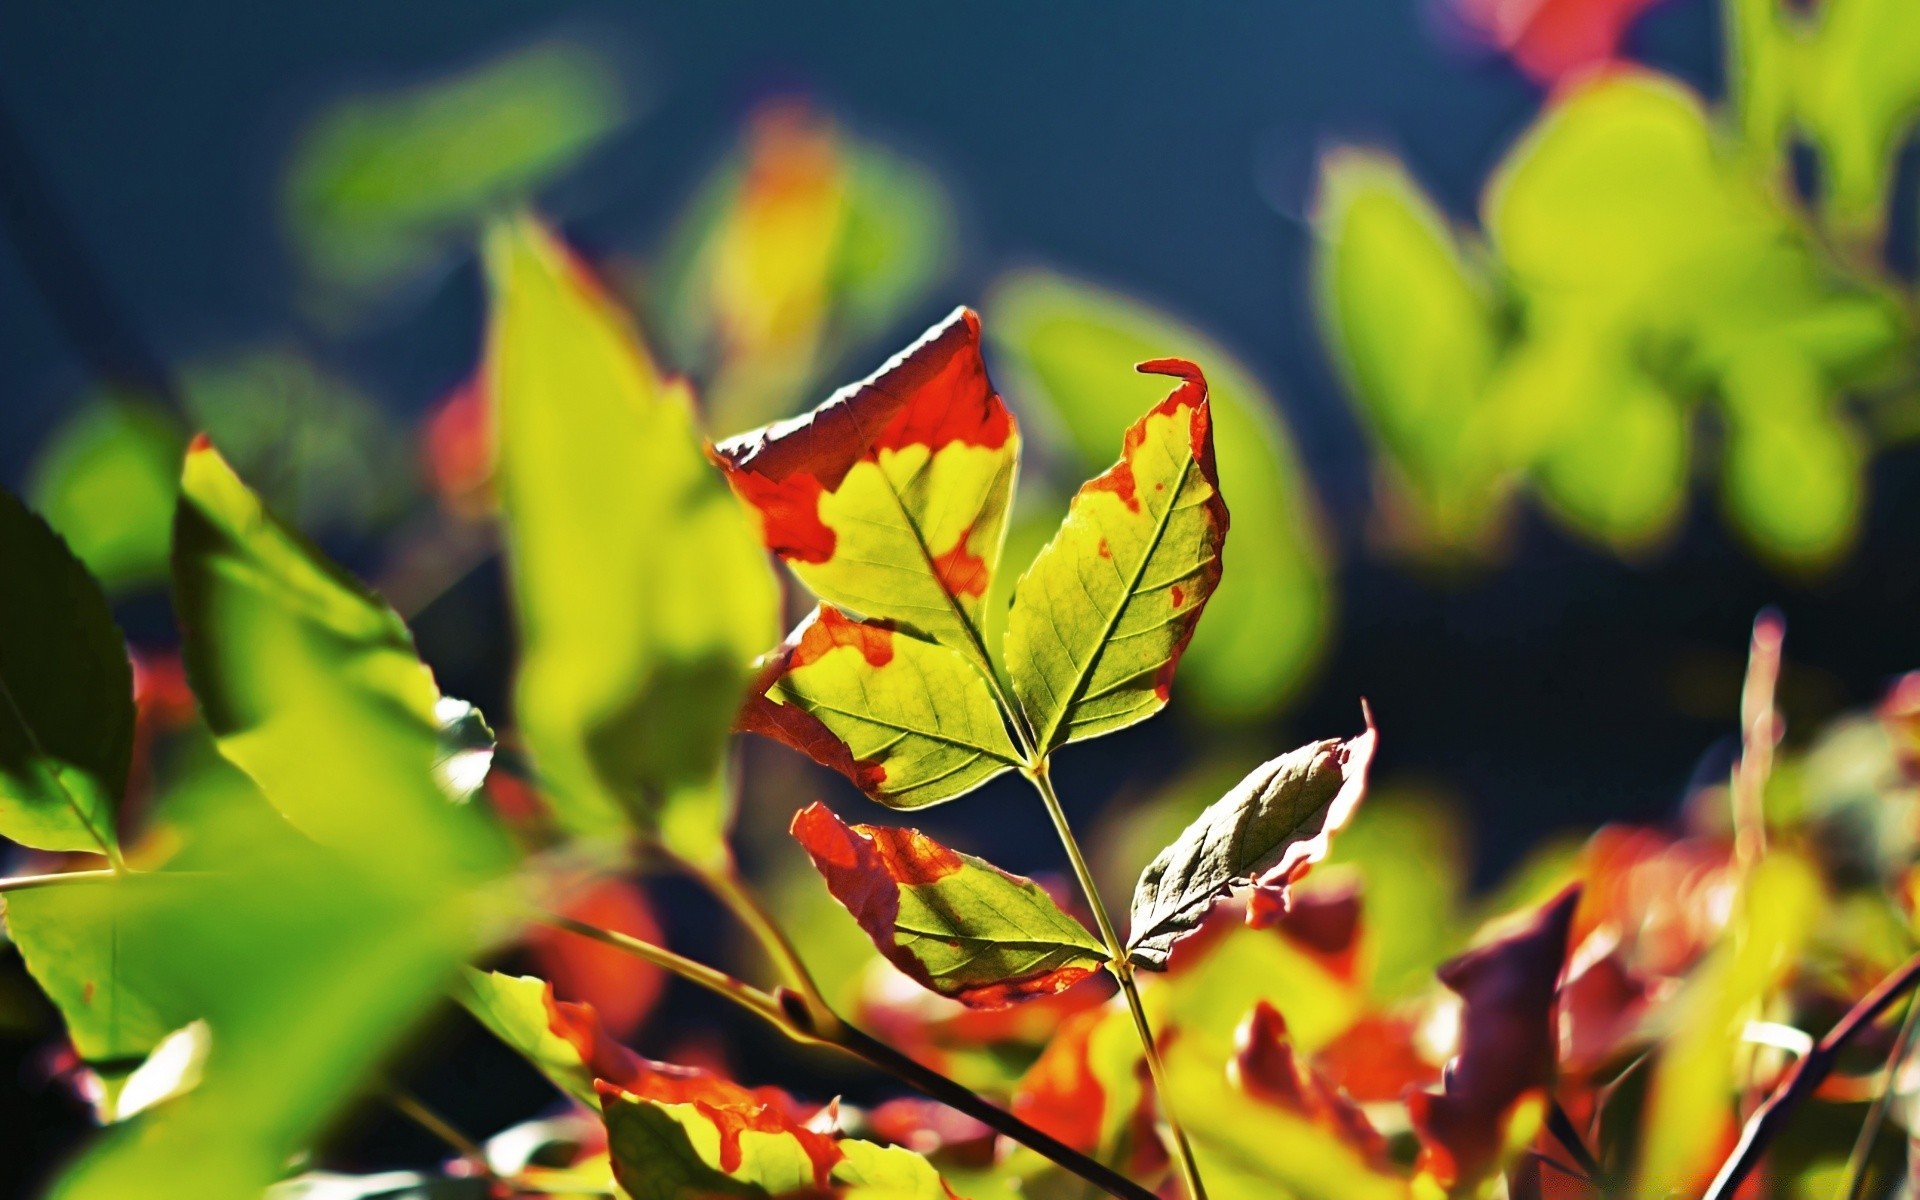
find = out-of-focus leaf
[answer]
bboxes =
[1409,887,1579,1197]
[1635,853,1823,1196]
[487,215,779,862]
[1719,361,1863,570]
[1791,0,1920,237]
[526,877,666,1040]
[791,801,1105,1007]
[1319,788,1469,1000]
[740,608,1018,809]
[648,99,954,438]
[171,441,505,875]
[268,1172,491,1199]
[1005,362,1227,753]
[0,488,132,857]
[714,307,1017,669]
[285,41,625,315]
[1009,1005,1141,1156]
[1312,152,1508,555]
[602,1085,953,1200]
[459,969,635,1110]
[26,398,184,592]
[1449,0,1672,81]
[1230,1001,1389,1170]
[987,271,1328,719]
[1128,721,1376,970]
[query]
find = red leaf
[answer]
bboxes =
[1231,1001,1390,1170]
[1451,0,1672,82]
[528,878,667,1039]
[1249,878,1364,982]
[1316,1012,1442,1103]
[1409,886,1581,1193]
[865,1098,996,1164]
[1011,1008,1110,1152]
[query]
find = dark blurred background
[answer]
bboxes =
[5,0,1917,1192]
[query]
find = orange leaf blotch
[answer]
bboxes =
[1011,1008,1108,1152]
[1170,584,1185,609]
[598,1070,843,1187]
[712,308,1014,557]
[1232,1001,1390,1170]
[1083,459,1141,514]
[865,824,966,886]
[791,606,897,670]
[930,525,990,600]
[1410,885,1581,1192]
[735,608,898,798]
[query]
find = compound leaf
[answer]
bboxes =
[739,607,1018,809]
[713,307,1018,669]
[0,488,132,858]
[1128,718,1376,970]
[791,801,1106,1007]
[1004,362,1227,754]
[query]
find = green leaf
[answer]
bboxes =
[171,441,504,875]
[1004,363,1228,754]
[987,270,1329,720]
[26,397,185,592]
[285,41,625,316]
[0,487,132,858]
[1312,151,1508,553]
[1791,0,1920,237]
[740,607,1018,809]
[1127,720,1376,970]
[487,215,779,861]
[790,801,1106,1006]
[714,307,1018,672]
[458,969,604,1109]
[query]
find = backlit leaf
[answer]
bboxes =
[459,969,639,1109]
[487,215,779,862]
[713,307,1018,670]
[1409,887,1580,1197]
[526,877,666,1039]
[0,487,132,857]
[1004,361,1227,753]
[986,270,1329,720]
[171,441,505,875]
[739,607,1019,809]
[791,801,1106,1007]
[1127,719,1376,970]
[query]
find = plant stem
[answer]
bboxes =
[1732,609,1785,873]
[1025,764,1208,1200]
[1842,992,1920,1200]
[1706,951,1920,1199]
[389,1086,492,1173]
[0,867,120,894]
[537,911,1157,1200]
[684,855,830,1017]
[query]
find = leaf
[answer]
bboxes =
[458,969,643,1109]
[1408,887,1580,1196]
[26,397,185,592]
[284,40,625,316]
[1009,1005,1144,1158]
[1230,1001,1389,1171]
[487,215,779,861]
[1127,718,1377,970]
[791,801,1105,1006]
[1004,362,1228,753]
[985,269,1329,720]
[713,306,1019,669]
[601,1086,953,1200]
[739,607,1019,809]
[171,440,505,875]
[526,878,667,1039]
[0,487,133,857]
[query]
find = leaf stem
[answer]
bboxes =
[1705,950,1920,1199]
[683,855,833,1020]
[1025,764,1208,1200]
[388,1086,493,1174]
[538,910,1157,1200]
[0,866,120,894]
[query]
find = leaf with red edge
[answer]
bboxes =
[1409,886,1581,1196]
[458,969,644,1108]
[1004,360,1229,752]
[739,607,1020,808]
[1127,716,1377,970]
[713,307,1018,669]
[527,878,667,1039]
[792,801,1106,1007]
[1231,1001,1390,1171]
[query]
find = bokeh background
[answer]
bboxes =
[4,0,1919,1192]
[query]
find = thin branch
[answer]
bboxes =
[388,1087,491,1174]
[1843,992,1920,1200]
[1706,951,1920,1199]
[0,867,120,894]
[537,912,1157,1200]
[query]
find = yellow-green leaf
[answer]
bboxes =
[791,801,1105,1006]
[1004,362,1227,753]
[0,488,132,858]
[487,215,779,861]
[740,607,1018,809]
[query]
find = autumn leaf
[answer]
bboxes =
[487,214,779,862]
[739,607,1020,808]
[1231,1001,1389,1170]
[0,487,133,858]
[460,969,646,1109]
[1127,717,1377,970]
[1003,360,1228,753]
[713,306,1018,671]
[527,878,667,1039]
[1409,886,1580,1196]
[792,801,1106,1006]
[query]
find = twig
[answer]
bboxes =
[389,1086,492,1174]
[1842,992,1920,1200]
[536,912,1157,1200]
[1705,951,1920,1199]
